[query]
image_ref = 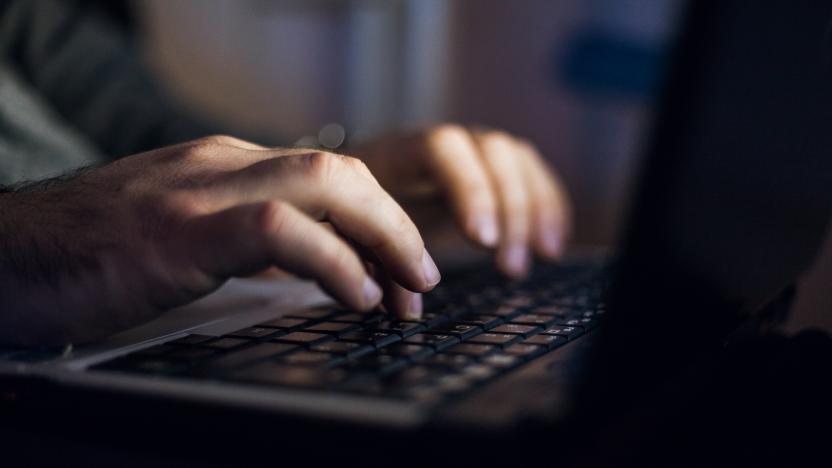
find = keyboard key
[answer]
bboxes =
[413,311,450,328]
[542,326,583,340]
[504,295,533,307]
[435,375,470,393]
[457,315,502,329]
[272,332,333,346]
[384,343,435,360]
[226,327,281,340]
[504,343,546,360]
[483,353,519,369]
[331,313,382,323]
[196,342,298,373]
[311,341,373,357]
[491,324,541,337]
[531,306,572,316]
[428,323,481,340]
[442,343,496,357]
[102,357,185,374]
[467,333,520,347]
[285,308,335,320]
[510,314,554,327]
[421,353,471,369]
[168,334,215,346]
[232,363,346,388]
[373,321,426,338]
[524,334,566,349]
[404,333,460,350]
[348,354,408,374]
[279,351,339,367]
[203,337,248,350]
[257,317,308,330]
[461,364,497,380]
[490,305,522,318]
[304,321,361,335]
[387,366,435,387]
[339,331,401,348]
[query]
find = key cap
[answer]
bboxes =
[203,337,248,350]
[435,375,470,393]
[107,357,186,374]
[257,317,308,330]
[441,343,496,357]
[387,366,435,387]
[373,321,426,338]
[467,333,520,347]
[524,334,566,350]
[457,315,502,329]
[226,327,281,340]
[279,351,339,366]
[504,343,546,360]
[404,334,460,350]
[311,341,373,357]
[232,364,346,388]
[427,323,481,340]
[421,353,471,369]
[531,306,572,316]
[285,309,335,320]
[384,343,435,360]
[483,353,519,369]
[168,334,215,346]
[504,295,533,307]
[542,326,583,340]
[491,324,541,337]
[339,331,400,348]
[272,332,334,346]
[461,364,497,380]
[510,314,555,327]
[330,313,383,324]
[490,305,523,318]
[349,354,408,374]
[196,342,298,373]
[304,321,361,335]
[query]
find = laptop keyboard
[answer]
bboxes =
[92,262,605,404]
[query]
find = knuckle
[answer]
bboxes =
[258,200,292,237]
[427,123,467,145]
[299,151,345,184]
[198,134,238,146]
[479,130,512,149]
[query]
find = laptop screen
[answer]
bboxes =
[579,0,832,413]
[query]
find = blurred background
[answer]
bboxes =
[127,0,682,246]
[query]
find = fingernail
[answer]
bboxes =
[540,229,562,257]
[502,244,529,277]
[473,214,499,247]
[405,293,423,320]
[421,250,441,288]
[362,277,382,308]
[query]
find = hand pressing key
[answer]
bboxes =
[0,135,439,346]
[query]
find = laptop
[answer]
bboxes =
[3,0,832,462]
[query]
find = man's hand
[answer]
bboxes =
[356,125,571,277]
[0,136,439,346]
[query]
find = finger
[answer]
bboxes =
[422,125,500,247]
[473,131,532,277]
[517,140,572,258]
[178,200,383,311]
[223,152,441,292]
[369,263,423,321]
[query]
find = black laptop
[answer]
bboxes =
[3,0,832,464]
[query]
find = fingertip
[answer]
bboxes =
[403,293,423,321]
[498,243,529,278]
[420,250,442,290]
[467,213,500,248]
[362,276,383,310]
